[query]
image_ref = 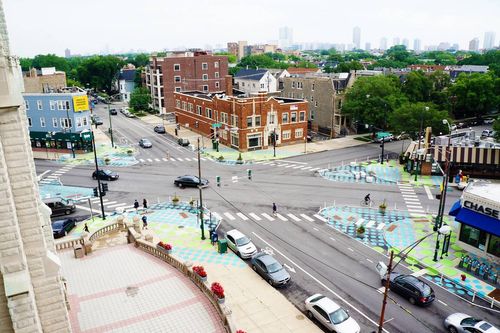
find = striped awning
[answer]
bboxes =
[429,145,500,166]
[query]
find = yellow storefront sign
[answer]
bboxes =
[72,95,89,112]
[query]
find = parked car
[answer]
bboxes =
[483,118,495,125]
[139,138,153,148]
[92,169,119,181]
[154,125,166,133]
[224,229,257,259]
[373,132,394,143]
[123,110,136,118]
[178,138,190,146]
[481,130,493,138]
[109,108,118,115]
[451,124,458,131]
[251,252,290,287]
[381,272,435,305]
[443,313,499,333]
[43,197,76,217]
[395,132,412,141]
[92,116,103,125]
[174,175,208,188]
[52,218,77,238]
[305,294,360,333]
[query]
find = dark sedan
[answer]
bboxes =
[52,218,76,238]
[109,108,118,115]
[178,138,190,146]
[382,272,435,305]
[174,175,208,188]
[92,169,119,181]
[251,252,290,287]
[154,125,166,133]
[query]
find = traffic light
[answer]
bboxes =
[93,187,98,197]
[216,176,221,187]
[247,169,252,180]
[101,183,109,192]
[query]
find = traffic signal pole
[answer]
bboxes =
[91,131,106,220]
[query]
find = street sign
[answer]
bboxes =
[230,127,238,133]
[212,123,222,128]
[81,132,92,142]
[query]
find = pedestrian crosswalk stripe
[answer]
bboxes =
[170,158,176,162]
[176,158,183,161]
[287,213,301,221]
[269,163,277,166]
[278,164,289,167]
[262,213,275,221]
[223,212,236,220]
[46,175,58,179]
[356,218,365,226]
[236,212,248,220]
[107,203,127,208]
[249,213,261,221]
[365,220,376,228]
[102,201,117,206]
[255,161,265,164]
[162,158,168,161]
[147,158,153,162]
[408,208,425,213]
[404,197,420,201]
[139,159,145,162]
[293,165,303,169]
[184,158,192,161]
[301,166,312,170]
[262,162,273,165]
[402,194,418,198]
[406,204,423,209]
[400,189,415,193]
[154,158,160,162]
[201,158,207,161]
[276,213,288,221]
[285,165,295,168]
[314,214,327,222]
[300,214,314,222]
[212,212,222,220]
[310,167,320,171]
[90,198,102,202]
[398,184,412,188]
[376,223,386,230]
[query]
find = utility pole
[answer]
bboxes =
[415,107,428,181]
[377,250,394,333]
[91,131,106,220]
[197,137,205,240]
[273,128,276,158]
[108,99,114,148]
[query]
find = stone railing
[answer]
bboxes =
[88,222,121,242]
[54,236,84,251]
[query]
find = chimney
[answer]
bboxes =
[225,75,233,96]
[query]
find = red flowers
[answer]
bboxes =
[158,241,172,251]
[193,266,207,278]
[236,330,247,333]
[211,282,224,299]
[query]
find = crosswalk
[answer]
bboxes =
[398,183,426,216]
[75,197,134,213]
[253,160,326,173]
[39,165,76,185]
[138,156,210,164]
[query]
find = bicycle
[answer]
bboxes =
[360,198,374,207]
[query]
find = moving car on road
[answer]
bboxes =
[444,313,499,333]
[305,294,360,333]
[251,252,290,287]
[52,218,77,238]
[178,138,190,146]
[373,132,394,143]
[92,169,119,181]
[483,118,495,125]
[43,197,76,217]
[381,272,435,305]
[109,108,118,115]
[174,175,208,188]
[139,138,152,148]
[224,229,257,259]
[154,125,166,133]
[92,116,103,125]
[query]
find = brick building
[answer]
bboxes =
[174,85,308,151]
[144,51,228,114]
[23,67,67,93]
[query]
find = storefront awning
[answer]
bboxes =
[449,200,500,237]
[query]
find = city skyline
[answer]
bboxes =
[3,0,499,56]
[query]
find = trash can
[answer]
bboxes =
[74,245,84,259]
[217,239,227,254]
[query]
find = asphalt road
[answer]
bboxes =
[36,104,499,333]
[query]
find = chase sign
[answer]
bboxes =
[463,200,499,219]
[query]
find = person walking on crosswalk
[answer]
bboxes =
[272,203,277,216]
[143,198,148,209]
[142,215,148,230]
[134,199,139,211]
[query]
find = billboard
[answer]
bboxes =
[72,95,89,112]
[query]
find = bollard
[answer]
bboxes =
[491,297,496,309]
[472,291,476,303]
[247,169,252,180]
[216,176,221,187]
[440,274,444,284]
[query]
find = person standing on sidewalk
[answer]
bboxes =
[134,199,139,211]
[83,223,89,233]
[272,203,277,216]
[142,215,148,230]
[143,198,148,209]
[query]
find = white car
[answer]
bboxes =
[305,294,360,333]
[483,118,495,125]
[444,312,499,333]
[224,229,257,259]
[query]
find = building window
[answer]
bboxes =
[282,113,289,124]
[215,81,220,89]
[203,85,208,92]
[298,82,303,89]
[176,100,181,109]
[188,103,193,112]
[487,234,499,257]
[202,74,208,81]
[215,72,219,78]
[214,61,219,68]
[221,112,228,124]
[255,116,261,126]
[36,100,43,110]
[76,117,82,127]
[175,87,181,92]
[246,117,253,128]
[292,82,296,88]
[269,114,275,125]
[260,83,265,89]
[295,128,303,138]
[174,76,181,82]
[282,130,291,140]
[25,100,29,110]
[291,112,297,122]
[222,130,227,140]
[459,224,487,251]
[197,105,202,115]
[231,114,239,126]
[82,117,88,126]
[174,64,180,71]
[241,82,245,87]
[202,63,208,70]
[231,133,239,147]
[52,118,58,127]
[248,133,261,148]
[315,101,318,107]
[40,117,46,127]
[312,83,315,91]
[50,100,56,110]
[181,101,187,110]
[65,101,70,110]
[28,117,32,127]
[206,108,212,119]
[310,96,314,102]
[57,100,65,110]
[60,118,72,129]
[299,111,306,122]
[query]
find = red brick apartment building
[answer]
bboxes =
[174,88,308,152]
[145,51,228,114]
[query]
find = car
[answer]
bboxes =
[154,125,166,133]
[109,108,118,115]
[52,218,76,239]
[305,294,360,333]
[139,138,152,148]
[251,252,290,287]
[174,175,208,188]
[92,116,103,125]
[122,110,136,118]
[483,118,495,125]
[178,138,190,146]
[443,313,499,333]
[43,197,76,217]
[224,229,257,259]
[120,107,127,114]
[481,130,493,138]
[451,124,458,131]
[395,132,412,141]
[92,169,119,181]
[373,132,394,143]
[382,272,435,305]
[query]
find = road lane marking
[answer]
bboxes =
[162,158,168,161]
[249,213,261,221]
[102,201,117,206]
[406,204,423,209]
[154,158,160,162]
[170,158,176,162]
[236,212,248,220]
[276,213,288,221]
[313,227,319,231]
[293,165,303,169]
[147,158,153,162]
[46,175,58,179]
[223,212,236,220]
[424,185,434,200]
[37,170,51,179]
[176,158,183,161]
[408,208,425,213]
[287,214,301,221]
[301,166,312,170]
[261,213,275,221]
[348,247,354,251]
[402,194,418,198]
[329,237,335,241]
[438,300,448,306]
[310,167,320,171]
[384,318,395,324]
[366,258,373,263]
[280,160,307,165]
[300,214,314,222]
[285,165,295,168]
[404,197,420,201]
[314,214,328,222]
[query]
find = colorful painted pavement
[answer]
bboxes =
[39,184,93,201]
[58,144,139,167]
[320,160,402,185]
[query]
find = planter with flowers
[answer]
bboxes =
[211,282,225,304]
[171,195,180,206]
[157,241,172,255]
[193,265,207,282]
[379,199,387,214]
[356,225,366,238]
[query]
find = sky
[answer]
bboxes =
[3,0,500,57]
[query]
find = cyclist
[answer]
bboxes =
[364,194,371,205]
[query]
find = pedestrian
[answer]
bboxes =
[83,223,89,233]
[142,215,148,230]
[210,228,218,246]
[143,198,148,209]
[272,202,277,216]
[133,199,139,211]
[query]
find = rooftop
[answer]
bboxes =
[118,69,136,81]
[178,90,305,104]
[465,180,500,204]
[234,68,268,81]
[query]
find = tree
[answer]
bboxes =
[76,55,125,92]
[67,78,84,88]
[238,54,288,69]
[129,87,151,111]
[32,54,69,72]
[388,102,450,136]
[493,118,500,142]
[401,71,433,102]
[130,53,150,68]
[215,52,237,63]
[448,73,498,119]
[20,58,33,71]
[334,61,363,73]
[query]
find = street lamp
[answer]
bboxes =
[103,91,120,148]
[88,130,106,220]
[414,106,429,181]
[197,137,206,240]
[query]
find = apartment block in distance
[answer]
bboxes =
[144,51,228,114]
[174,86,308,151]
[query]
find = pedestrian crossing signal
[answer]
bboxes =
[101,183,109,192]
[93,187,98,197]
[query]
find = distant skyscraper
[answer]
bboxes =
[365,42,371,51]
[64,48,71,58]
[353,26,361,49]
[402,38,409,48]
[393,37,400,46]
[469,38,480,52]
[437,42,450,51]
[237,41,248,60]
[483,31,496,50]
[413,39,421,52]
[380,37,388,51]
[279,26,293,49]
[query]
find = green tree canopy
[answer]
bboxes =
[20,58,33,71]
[130,53,150,68]
[334,61,364,73]
[448,73,498,119]
[129,87,151,111]
[238,54,288,69]
[388,102,450,136]
[76,55,125,92]
[32,54,69,72]
[402,70,433,102]
[215,52,237,63]
[493,117,500,142]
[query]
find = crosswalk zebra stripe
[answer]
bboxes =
[285,165,295,168]
[408,208,426,213]
[365,220,376,228]
[107,203,128,208]
[102,201,117,206]
[276,213,288,221]
[236,212,249,220]
[201,158,207,161]
[376,223,386,230]
[223,212,236,220]
[301,166,312,170]
[249,213,261,221]
[147,158,153,162]
[277,164,289,167]
[184,158,192,161]
[139,159,145,162]
[155,158,161,162]
[261,213,275,221]
[404,197,420,201]
[310,168,320,171]
[287,213,301,221]
[176,158,183,161]
[170,158,176,162]
[406,205,423,209]
[314,214,327,222]
[300,214,314,222]
[212,212,222,220]
[162,158,168,161]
